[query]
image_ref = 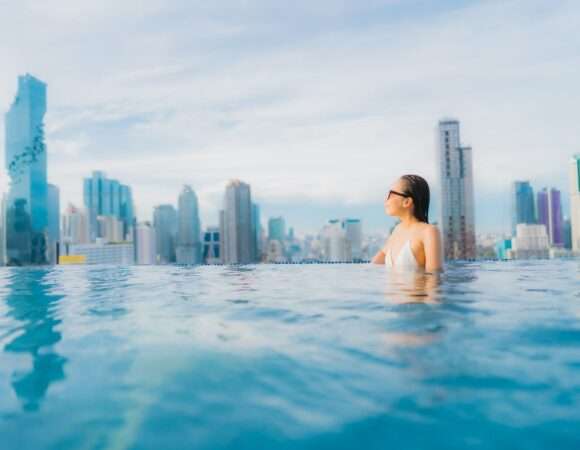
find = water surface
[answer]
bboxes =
[0,261,579,449]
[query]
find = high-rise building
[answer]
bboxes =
[512,181,536,233]
[83,171,133,241]
[251,203,262,261]
[96,215,124,243]
[62,204,90,247]
[321,220,350,262]
[437,119,476,260]
[537,188,563,247]
[119,185,134,239]
[136,222,156,265]
[223,180,254,264]
[563,217,572,250]
[342,218,362,260]
[153,204,177,264]
[570,154,580,252]
[268,217,286,242]
[47,184,60,264]
[202,226,221,264]
[4,74,49,265]
[176,185,202,264]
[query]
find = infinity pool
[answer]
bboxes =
[0,261,579,449]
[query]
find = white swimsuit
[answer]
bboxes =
[385,240,422,272]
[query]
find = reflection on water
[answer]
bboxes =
[0,261,579,450]
[3,269,66,411]
[383,271,443,304]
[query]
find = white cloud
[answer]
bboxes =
[0,0,579,232]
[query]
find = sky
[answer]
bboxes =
[0,0,578,235]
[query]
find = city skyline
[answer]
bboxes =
[0,1,578,235]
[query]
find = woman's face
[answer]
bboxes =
[384,178,411,217]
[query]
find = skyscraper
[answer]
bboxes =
[153,204,178,264]
[251,202,262,261]
[61,204,90,247]
[563,217,572,250]
[176,185,202,264]
[83,171,133,242]
[4,74,49,265]
[223,180,254,264]
[136,222,156,265]
[119,185,134,239]
[321,220,350,262]
[342,218,363,260]
[437,119,476,260]
[570,154,580,252]
[537,188,563,247]
[268,217,286,242]
[47,184,60,264]
[512,181,536,233]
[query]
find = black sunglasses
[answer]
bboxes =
[386,190,412,200]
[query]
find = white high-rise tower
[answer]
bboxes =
[437,119,476,260]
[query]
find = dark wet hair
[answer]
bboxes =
[401,174,430,223]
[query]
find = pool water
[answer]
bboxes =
[0,261,579,449]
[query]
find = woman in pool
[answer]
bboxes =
[372,174,443,272]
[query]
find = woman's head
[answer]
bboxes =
[384,174,430,223]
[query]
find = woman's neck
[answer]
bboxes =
[398,214,419,229]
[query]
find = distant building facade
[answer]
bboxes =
[512,181,536,233]
[136,222,156,265]
[223,180,254,264]
[4,74,49,265]
[47,183,60,264]
[511,224,549,259]
[537,188,563,247]
[176,185,202,264]
[63,240,134,265]
[83,171,134,242]
[268,217,286,242]
[437,119,476,260]
[202,226,221,264]
[153,204,177,264]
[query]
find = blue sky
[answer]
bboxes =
[1,0,578,235]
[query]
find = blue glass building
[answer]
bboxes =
[47,184,60,264]
[83,171,134,241]
[512,181,536,234]
[268,217,286,242]
[153,204,178,264]
[176,185,202,264]
[4,74,49,265]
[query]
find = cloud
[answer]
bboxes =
[1,0,579,233]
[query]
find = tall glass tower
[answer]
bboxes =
[537,188,563,247]
[4,74,49,265]
[437,119,476,260]
[268,217,286,242]
[83,171,134,241]
[153,204,178,264]
[512,181,536,234]
[223,180,253,264]
[176,185,202,264]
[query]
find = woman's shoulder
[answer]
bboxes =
[417,223,440,239]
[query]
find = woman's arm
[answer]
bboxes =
[371,237,390,264]
[371,249,386,264]
[423,225,443,272]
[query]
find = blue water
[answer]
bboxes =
[0,261,579,449]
